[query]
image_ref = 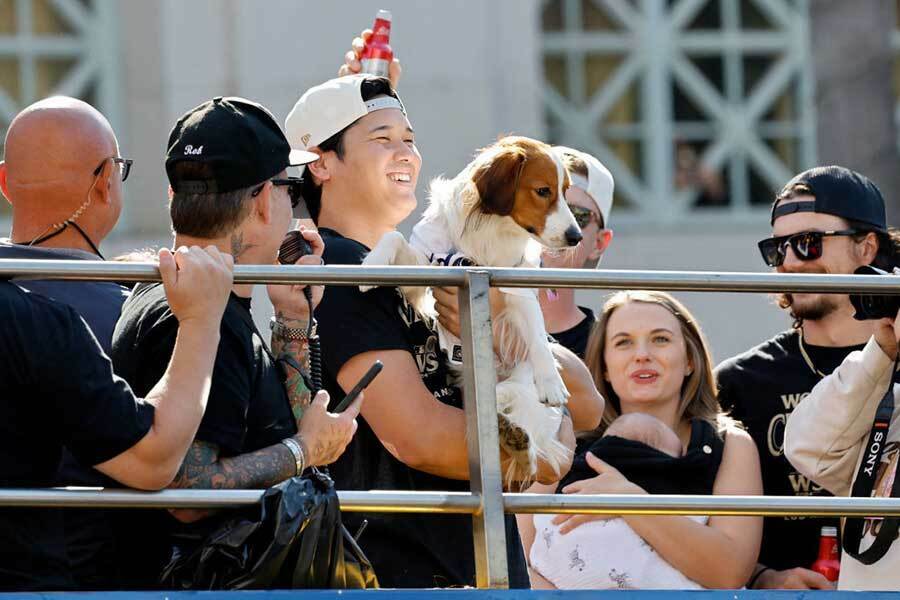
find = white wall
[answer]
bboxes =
[584,224,792,364]
[115,0,545,238]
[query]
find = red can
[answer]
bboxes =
[811,525,841,582]
[361,10,393,78]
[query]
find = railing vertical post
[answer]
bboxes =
[457,270,509,589]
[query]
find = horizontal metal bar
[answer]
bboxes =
[0,489,479,513]
[6,489,900,517]
[3,259,900,294]
[506,494,900,517]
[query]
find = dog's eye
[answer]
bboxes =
[525,226,537,234]
[535,187,552,198]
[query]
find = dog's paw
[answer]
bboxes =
[536,375,569,407]
[497,412,531,455]
[358,284,376,293]
[498,413,536,487]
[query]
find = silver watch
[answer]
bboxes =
[269,317,314,341]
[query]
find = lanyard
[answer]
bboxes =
[842,357,900,564]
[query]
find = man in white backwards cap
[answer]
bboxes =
[539,146,615,358]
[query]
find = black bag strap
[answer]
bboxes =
[842,357,900,564]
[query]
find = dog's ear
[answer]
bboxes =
[471,145,527,216]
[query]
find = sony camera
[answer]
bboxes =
[850,265,900,320]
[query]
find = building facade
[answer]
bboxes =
[0,0,887,359]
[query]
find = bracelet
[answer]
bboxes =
[281,437,306,476]
[747,566,772,589]
[270,317,315,342]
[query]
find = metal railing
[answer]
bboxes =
[4,259,900,589]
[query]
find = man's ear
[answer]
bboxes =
[0,162,9,205]
[253,182,273,225]
[305,148,330,184]
[91,159,114,205]
[859,231,880,265]
[589,229,614,260]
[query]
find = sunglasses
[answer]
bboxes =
[567,203,602,230]
[271,177,304,209]
[93,156,133,182]
[757,229,858,267]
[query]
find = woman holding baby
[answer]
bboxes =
[519,290,763,589]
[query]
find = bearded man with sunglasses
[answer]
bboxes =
[716,166,900,589]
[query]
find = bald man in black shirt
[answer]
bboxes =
[0,245,232,591]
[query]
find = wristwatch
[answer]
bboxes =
[269,317,314,341]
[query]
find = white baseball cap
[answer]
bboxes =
[285,74,405,174]
[552,146,614,227]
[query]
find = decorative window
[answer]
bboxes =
[542,0,814,226]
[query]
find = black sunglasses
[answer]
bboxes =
[757,229,858,267]
[271,177,304,209]
[93,156,133,182]
[567,203,603,230]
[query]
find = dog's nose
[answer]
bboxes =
[564,225,583,247]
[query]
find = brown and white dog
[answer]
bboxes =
[361,136,582,484]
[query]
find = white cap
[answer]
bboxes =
[285,74,405,172]
[552,145,614,228]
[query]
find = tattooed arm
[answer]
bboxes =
[168,390,361,524]
[171,440,295,490]
[271,312,313,423]
[267,226,325,422]
[166,438,297,523]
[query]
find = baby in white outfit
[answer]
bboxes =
[529,413,706,589]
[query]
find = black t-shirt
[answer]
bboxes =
[0,241,132,589]
[716,329,864,571]
[0,282,153,591]
[549,306,595,359]
[316,228,529,589]
[111,283,296,584]
[0,241,128,354]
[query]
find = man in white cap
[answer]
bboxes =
[284,73,610,588]
[539,146,615,358]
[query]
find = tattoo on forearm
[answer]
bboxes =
[230,231,256,262]
[170,439,296,490]
[271,311,312,424]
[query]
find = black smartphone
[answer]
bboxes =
[278,230,312,265]
[333,360,383,413]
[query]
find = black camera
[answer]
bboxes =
[850,265,900,320]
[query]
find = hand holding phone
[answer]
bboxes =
[334,360,383,413]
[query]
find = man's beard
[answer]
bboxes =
[780,292,842,321]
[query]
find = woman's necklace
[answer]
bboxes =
[797,330,826,379]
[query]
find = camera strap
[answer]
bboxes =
[842,356,900,564]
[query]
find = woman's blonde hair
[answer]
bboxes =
[583,290,734,441]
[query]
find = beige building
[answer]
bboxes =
[1,0,828,360]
